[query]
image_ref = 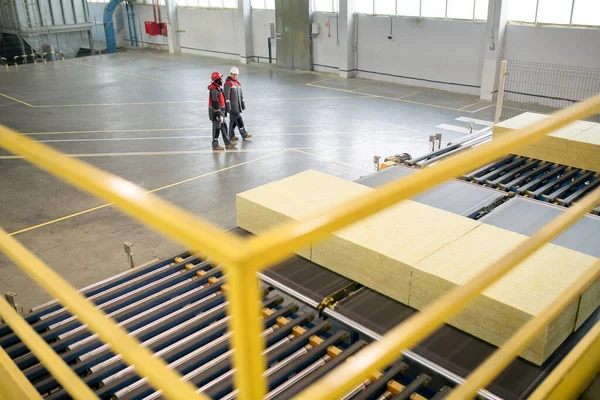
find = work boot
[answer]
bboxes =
[213,145,224,151]
[231,135,239,141]
[225,142,237,149]
[243,134,253,140]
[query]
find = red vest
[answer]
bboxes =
[207,84,225,108]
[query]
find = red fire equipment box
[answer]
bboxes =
[144,21,168,36]
[145,21,161,36]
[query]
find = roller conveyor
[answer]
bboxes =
[0,253,448,400]
[1,157,599,400]
[460,154,600,207]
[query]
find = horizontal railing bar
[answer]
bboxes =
[447,259,600,399]
[242,93,600,271]
[293,185,600,400]
[528,319,600,400]
[0,125,246,268]
[0,228,207,400]
[0,296,99,399]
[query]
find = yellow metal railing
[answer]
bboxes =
[0,92,600,400]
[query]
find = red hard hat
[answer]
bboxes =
[211,72,223,81]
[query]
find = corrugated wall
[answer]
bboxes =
[0,0,20,31]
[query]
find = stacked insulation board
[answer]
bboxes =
[493,113,600,172]
[237,170,600,365]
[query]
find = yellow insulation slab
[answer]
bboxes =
[493,112,600,172]
[236,170,599,365]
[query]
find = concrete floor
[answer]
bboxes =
[0,49,496,311]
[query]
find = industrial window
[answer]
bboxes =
[87,0,110,3]
[175,0,237,7]
[313,0,338,12]
[355,0,489,20]
[507,0,600,26]
[251,0,275,9]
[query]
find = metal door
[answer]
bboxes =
[275,0,312,70]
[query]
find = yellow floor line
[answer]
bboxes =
[307,83,463,111]
[34,100,202,108]
[351,82,378,92]
[31,95,364,108]
[23,127,212,135]
[23,123,415,136]
[459,99,486,110]
[0,92,34,107]
[307,82,488,113]
[34,129,417,143]
[292,149,373,173]
[71,61,170,83]
[8,150,289,236]
[396,89,428,99]
[0,145,365,159]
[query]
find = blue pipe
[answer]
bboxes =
[103,0,125,53]
[130,4,138,47]
[125,2,134,48]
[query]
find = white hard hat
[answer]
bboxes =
[230,67,239,75]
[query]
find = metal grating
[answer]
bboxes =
[500,61,600,123]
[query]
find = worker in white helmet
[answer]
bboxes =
[224,66,252,141]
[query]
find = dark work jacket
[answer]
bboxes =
[208,82,226,120]
[224,76,245,114]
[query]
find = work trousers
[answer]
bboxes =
[229,113,248,140]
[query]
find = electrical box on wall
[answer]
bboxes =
[311,22,320,36]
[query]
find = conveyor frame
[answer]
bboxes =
[2,94,600,400]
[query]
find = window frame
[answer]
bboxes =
[354,0,489,22]
[506,0,600,28]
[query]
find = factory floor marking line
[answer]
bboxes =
[7,95,366,109]
[307,83,492,114]
[34,130,417,143]
[0,146,362,159]
[8,204,114,237]
[8,150,289,236]
[0,92,34,107]
[307,83,464,112]
[22,124,418,136]
[458,99,486,110]
[291,149,373,173]
[469,104,495,113]
[396,90,428,99]
[71,61,170,83]
[455,116,495,126]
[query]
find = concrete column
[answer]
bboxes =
[166,0,180,53]
[480,0,508,100]
[237,0,254,64]
[338,0,356,78]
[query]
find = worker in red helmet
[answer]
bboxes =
[224,67,252,141]
[208,71,236,150]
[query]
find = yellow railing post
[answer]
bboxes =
[227,264,268,400]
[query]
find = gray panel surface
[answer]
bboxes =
[275,0,311,70]
[480,198,600,257]
[357,166,505,218]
